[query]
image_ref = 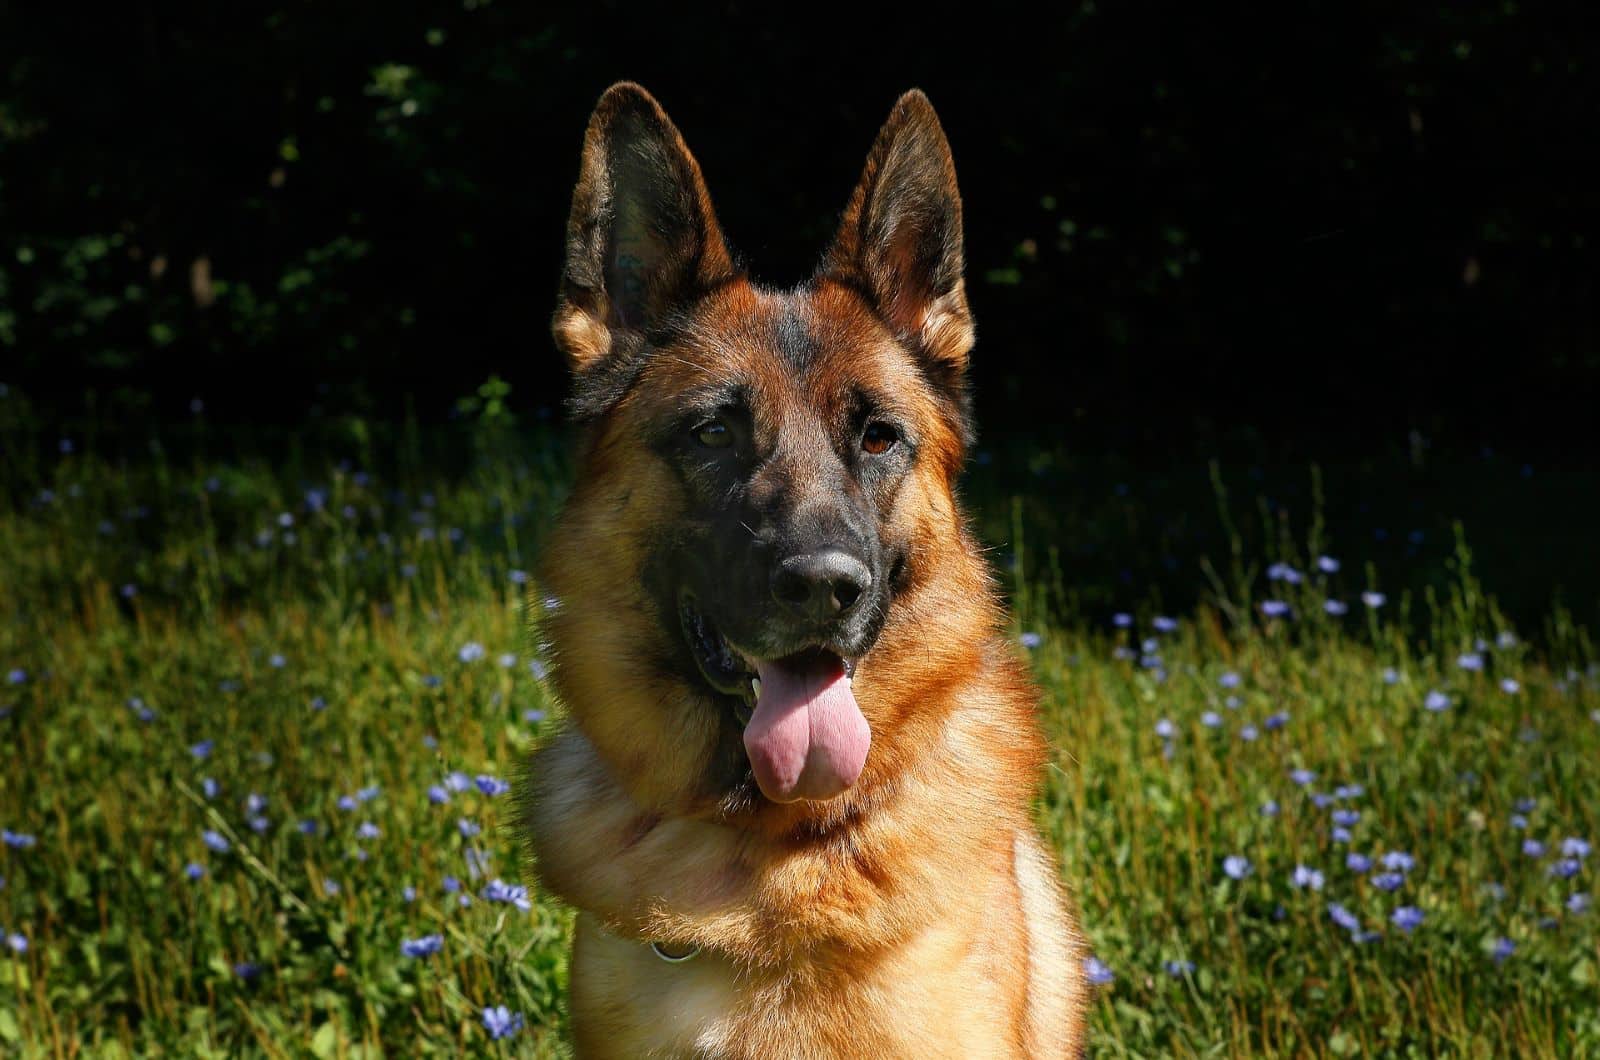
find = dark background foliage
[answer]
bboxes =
[5,1,1597,458]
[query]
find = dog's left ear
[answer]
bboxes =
[821,90,973,380]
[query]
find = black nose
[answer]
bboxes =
[771,549,872,623]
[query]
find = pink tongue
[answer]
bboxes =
[743,654,871,803]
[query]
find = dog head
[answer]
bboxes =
[541,83,992,816]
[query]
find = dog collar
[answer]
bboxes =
[650,940,701,963]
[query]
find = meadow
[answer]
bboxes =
[1,394,1596,1057]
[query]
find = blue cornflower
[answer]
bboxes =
[1200,711,1222,728]
[1510,814,1529,830]
[1456,653,1484,672]
[190,741,213,760]
[401,934,444,958]
[1219,671,1241,689]
[1548,858,1581,879]
[1152,616,1178,633]
[1491,937,1515,963]
[1372,872,1405,892]
[248,816,269,834]
[445,772,471,793]
[481,878,532,912]
[1083,956,1114,986]
[269,653,287,669]
[1260,600,1291,618]
[498,653,518,669]
[1019,632,1042,649]
[1334,784,1366,800]
[529,660,549,681]
[1523,839,1547,858]
[1568,893,1591,914]
[298,820,318,835]
[6,669,25,686]
[128,697,156,722]
[1324,600,1348,616]
[428,785,450,805]
[6,931,27,954]
[1154,719,1175,739]
[1290,768,1317,786]
[1362,591,1387,609]
[1391,906,1424,932]
[1163,959,1196,977]
[1291,865,1325,891]
[202,830,229,853]
[356,785,380,803]
[1332,809,1360,827]
[1347,853,1373,873]
[524,709,547,724]
[201,777,219,799]
[458,642,486,663]
[1328,902,1361,933]
[403,885,417,903]
[245,793,268,816]
[1331,827,1352,843]
[1267,563,1303,584]
[1239,724,1259,742]
[422,734,438,750]
[482,1005,525,1040]
[3,830,37,850]
[1380,851,1415,872]
[1514,797,1537,813]
[1382,667,1400,685]
[475,775,510,797]
[1112,613,1133,628]
[184,862,206,880]
[442,876,461,893]
[310,696,328,711]
[1264,711,1290,730]
[465,848,493,879]
[323,879,340,896]
[1316,555,1340,573]
[357,822,380,840]
[1562,837,1591,860]
[508,569,529,585]
[458,818,481,838]
[1223,855,1252,880]
[1500,678,1521,694]
[1260,800,1280,818]
[1311,792,1334,809]
[337,795,357,812]
[1423,690,1450,712]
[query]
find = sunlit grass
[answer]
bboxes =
[0,415,1595,1056]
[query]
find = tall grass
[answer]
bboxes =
[0,402,1595,1056]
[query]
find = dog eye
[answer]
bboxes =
[862,422,899,455]
[693,419,733,449]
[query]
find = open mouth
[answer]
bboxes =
[678,595,858,719]
[678,594,870,803]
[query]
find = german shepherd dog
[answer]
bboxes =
[520,82,1087,1057]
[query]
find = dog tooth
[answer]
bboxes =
[752,677,762,700]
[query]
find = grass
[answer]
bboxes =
[0,404,1597,1056]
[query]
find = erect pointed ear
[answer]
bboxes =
[821,90,973,380]
[553,82,736,379]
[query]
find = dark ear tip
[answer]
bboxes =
[889,88,941,127]
[591,81,672,131]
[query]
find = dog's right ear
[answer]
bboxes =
[553,83,736,384]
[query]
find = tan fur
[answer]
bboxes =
[520,82,1088,1057]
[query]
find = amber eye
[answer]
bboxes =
[862,422,899,455]
[693,419,732,448]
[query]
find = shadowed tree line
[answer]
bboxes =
[3,2,1597,458]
